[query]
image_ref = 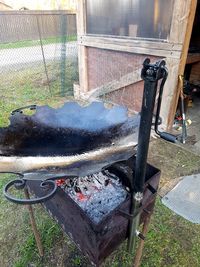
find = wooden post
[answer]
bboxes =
[24,187,44,257]
[167,0,197,128]
[132,215,151,267]
[77,0,89,93]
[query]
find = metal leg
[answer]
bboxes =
[127,193,143,253]
[24,187,44,257]
[132,215,151,267]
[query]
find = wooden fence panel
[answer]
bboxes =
[0,11,76,43]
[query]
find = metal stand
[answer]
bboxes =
[3,175,58,257]
[2,58,171,266]
[24,187,44,257]
[132,214,151,267]
[128,59,167,254]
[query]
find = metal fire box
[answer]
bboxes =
[27,156,160,266]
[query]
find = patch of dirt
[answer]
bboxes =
[148,138,200,193]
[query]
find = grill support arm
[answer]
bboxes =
[128,58,167,253]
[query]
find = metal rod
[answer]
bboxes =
[24,187,44,257]
[179,75,187,144]
[134,78,159,193]
[133,215,151,267]
[36,15,52,96]
[154,69,168,135]
[60,14,67,97]
[154,67,179,143]
[127,193,143,253]
[128,59,167,253]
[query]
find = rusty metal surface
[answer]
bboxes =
[0,102,139,156]
[27,156,160,266]
[0,102,139,177]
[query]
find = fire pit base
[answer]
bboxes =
[27,156,160,266]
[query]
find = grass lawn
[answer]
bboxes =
[0,61,78,127]
[0,66,200,267]
[0,35,77,50]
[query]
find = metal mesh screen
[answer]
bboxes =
[86,47,161,113]
[0,11,78,126]
[86,0,174,39]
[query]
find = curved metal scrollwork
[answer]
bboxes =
[3,173,57,205]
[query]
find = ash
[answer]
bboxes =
[59,171,128,224]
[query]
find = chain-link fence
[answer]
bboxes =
[0,11,78,126]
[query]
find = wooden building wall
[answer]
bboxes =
[86,47,160,112]
[75,0,197,129]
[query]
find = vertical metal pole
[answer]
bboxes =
[60,14,67,96]
[36,15,52,96]
[24,187,44,257]
[127,59,167,253]
[179,75,187,143]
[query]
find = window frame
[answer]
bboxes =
[85,0,175,41]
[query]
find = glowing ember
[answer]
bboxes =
[57,171,128,224]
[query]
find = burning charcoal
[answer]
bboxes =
[63,171,128,224]
[126,187,130,192]
[56,179,66,187]
[104,179,109,186]
[75,186,81,193]
[65,178,73,188]
[76,192,88,201]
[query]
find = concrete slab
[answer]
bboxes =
[162,173,200,224]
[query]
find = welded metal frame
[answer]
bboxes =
[127,58,168,253]
[2,58,168,266]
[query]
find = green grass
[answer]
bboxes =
[0,65,200,267]
[0,61,78,127]
[0,35,77,50]
[0,62,77,267]
[142,198,200,267]
[102,197,200,267]
[14,216,63,267]
[0,173,64,267]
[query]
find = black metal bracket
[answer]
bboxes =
[147,183,157,195]
[141,58,183,143]
[118,202,143,220]
[3,173,57,205]
[11,105,37,115]
[118,210,134,220]
[141,58,166,82]
[143,59,182,143]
